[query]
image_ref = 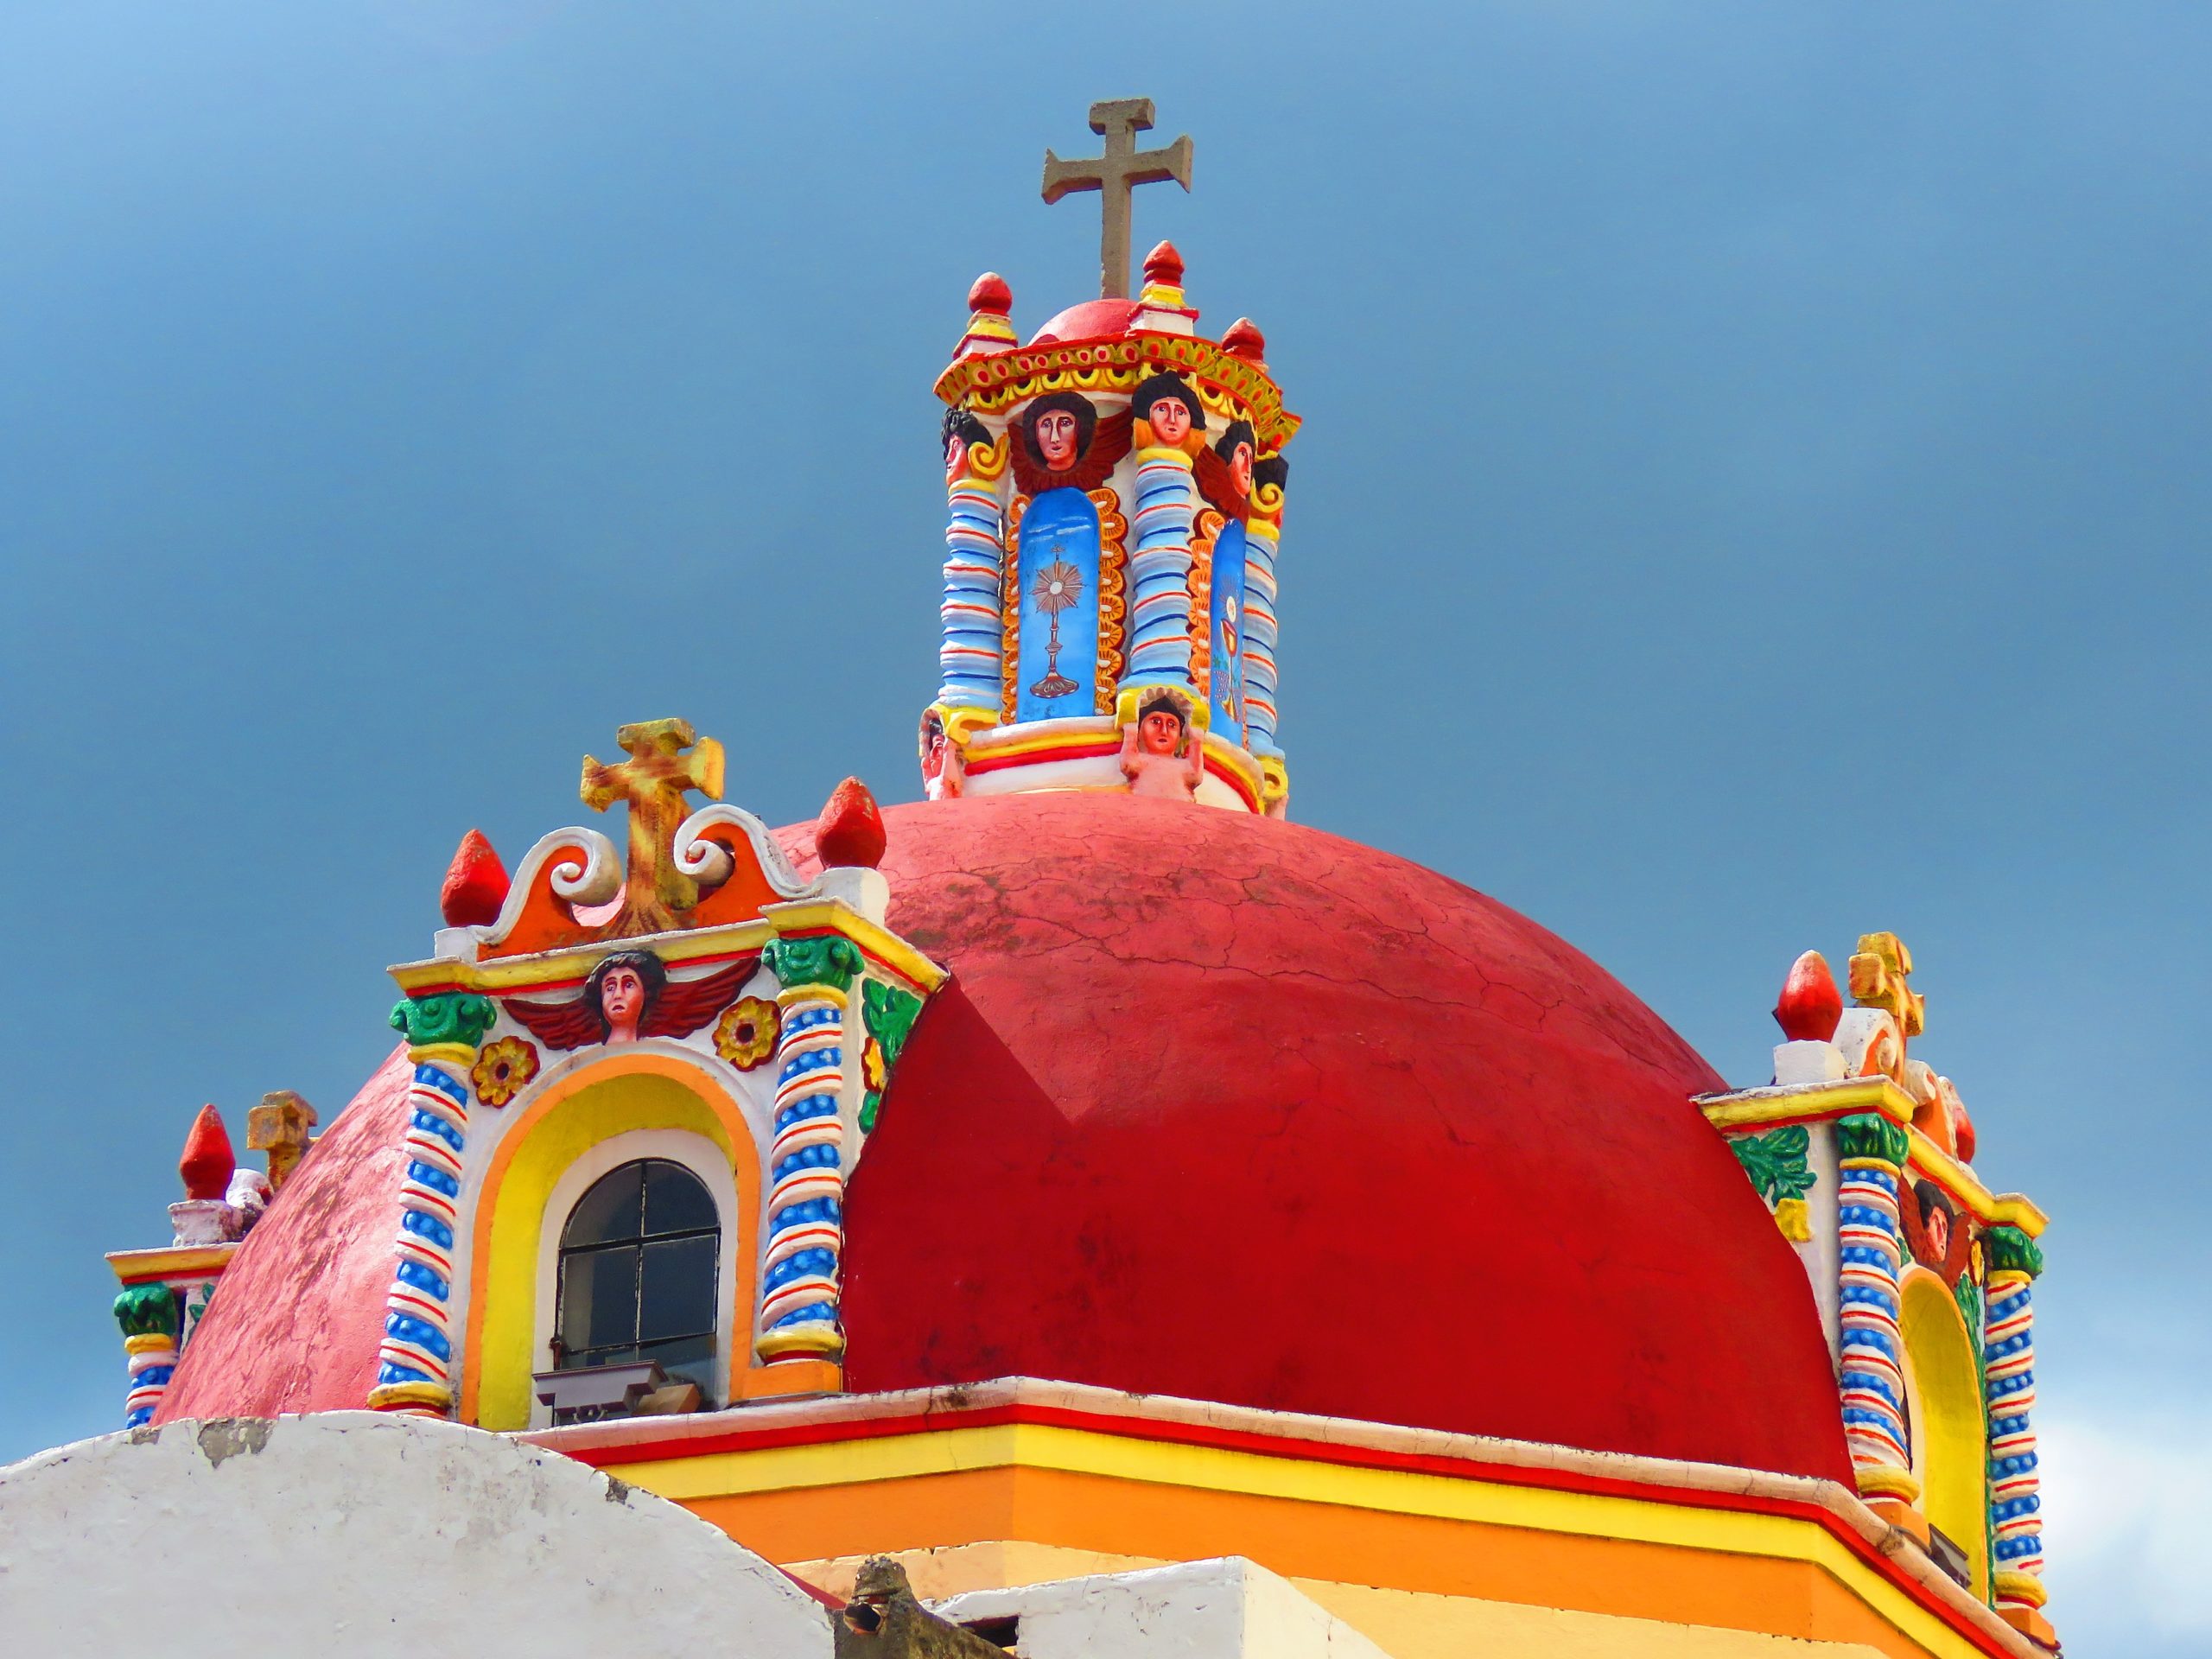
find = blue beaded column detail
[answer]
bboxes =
[370,992,494,1416]
[1985,1226,2051,1637]
[756,934,865,1365]
[1834,1113,1921,1514]
[1125,444,1198,689]
[113,1281,180,1427]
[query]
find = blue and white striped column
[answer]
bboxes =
[1242,512,1281,753]
[940,470,1006,709]
[757,935,865,1364]
[1125,447,1198,688]
[370,994,493,1416]
[1985,1227,2050,1634]
[1834,1115,1919,1510]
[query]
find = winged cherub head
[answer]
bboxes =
[583,950,668,1045]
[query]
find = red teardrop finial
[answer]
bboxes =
[968,272,1013,317]
[1221,317,1266,362]
[440,829,511,928]
[1142,240,1185,289]
[1773,950,1844,1043]
[180,1104,237,1200]
[816,777,887,870]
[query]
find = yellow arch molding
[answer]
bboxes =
[461,1055,760,1431]
[1901,1267,1990,1599]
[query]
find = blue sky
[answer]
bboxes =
[3,3,2206,1650]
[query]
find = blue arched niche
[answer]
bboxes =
[1014,486,1102,722]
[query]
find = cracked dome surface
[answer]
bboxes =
[828,793,1852,1481]
[161,791,1850,1482]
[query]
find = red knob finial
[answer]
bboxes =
[816,777,887,870]
[968,272,1013,317]
[180,1103,236,1201]
[1142,240,1185,289]
[440,829,510,929]
[1221,317,1266,362]
[1773,950,1844,1043]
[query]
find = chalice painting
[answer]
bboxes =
[1026,554,1084,701]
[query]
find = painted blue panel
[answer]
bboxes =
[1015,486,1101,723]
[1208,519,1249,741]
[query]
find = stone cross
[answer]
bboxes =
[581,718,727,936]
[1042,99,1193,300]
[246,1090,318,1191]
[1848,931,1925,1044]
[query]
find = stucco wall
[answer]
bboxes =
[0,1412,830,1658]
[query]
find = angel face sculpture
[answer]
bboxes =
[506,950,760,1052]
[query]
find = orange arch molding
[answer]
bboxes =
[461,1052,765,1428]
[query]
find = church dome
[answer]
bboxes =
[162,791,1848,1483]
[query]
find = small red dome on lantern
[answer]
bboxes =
[1221,317,1267,361]
[1141,239,1185,288]
[967,271,1013,316]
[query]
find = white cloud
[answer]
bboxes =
[2040,1399,2212,1648]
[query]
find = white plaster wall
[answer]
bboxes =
[0,1412,830,1659]
[933,1556,1390,1659]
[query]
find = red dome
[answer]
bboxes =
[1027,297,1142,346]
[161,794,1848,1482]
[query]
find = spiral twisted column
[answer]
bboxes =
[1125,447,1198,688]
[1241,511,1282,753]
[940,470,1007,709]
[1984,1226,2050,1637]
[1834,1114,1919,1510]
[370,992,493,1416]
[756,935,865,1364]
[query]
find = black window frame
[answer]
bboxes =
[552,1158,721,1389]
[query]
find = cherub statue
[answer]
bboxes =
[919,709,966,800]
[1119,688,1205,802]
[505,949,757,1050]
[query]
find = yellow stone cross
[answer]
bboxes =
[246,1090,318,1192]
[1848,931,1925,1044]
[581,718,727,936]
[1043,98,1193,300]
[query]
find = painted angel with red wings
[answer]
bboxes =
[503,950,760,1050]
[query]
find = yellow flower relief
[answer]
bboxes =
[715,996,780,1071]
[471,1035,540,1109]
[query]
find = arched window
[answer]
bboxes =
[555,1159,720,1399]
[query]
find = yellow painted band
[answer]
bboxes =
[763,901,948,992]
[105,1244,237,1284]
[391,922,774,995]
[604,1421,2001,1659]
[409,1042,477,1070]
[1993,1571,2047,1607]
[124,1333,176,1357]
[1700,1077,1915,1130]
[368,1381,452,1411]
[1855,1465,1924,1502]
[776,985,849,1012]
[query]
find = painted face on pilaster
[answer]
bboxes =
[1147,397,1192,448]
[1036,410,1080,471]
[599,966,645,1043]
[1228,441,1255,499]
[1140,710,1184,756]
[944,433,967,485]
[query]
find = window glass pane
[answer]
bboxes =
[563,1165,644,1247]
[642,1332,715,1395]
[560,1243,639,1355]
[639,1234,717,1342]
[642,1160,717,1236]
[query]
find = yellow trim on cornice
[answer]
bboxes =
[1698,1077,1915,1131]
[391,922,774,995]
[1907,1130,2049,1237]
[597,1421,2010,1659]
[106,1244,237,1284]
[760,900,947,992]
